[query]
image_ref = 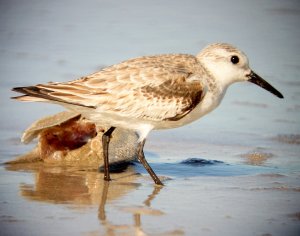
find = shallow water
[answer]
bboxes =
[1,0,300,235]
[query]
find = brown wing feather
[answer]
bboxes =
[135,79,203,121]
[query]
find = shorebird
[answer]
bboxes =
[12,43,283,185]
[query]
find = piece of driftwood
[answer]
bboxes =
[7,111,138,167]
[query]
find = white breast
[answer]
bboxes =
[152,89,225,130]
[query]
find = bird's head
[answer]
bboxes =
[197,43,283,99]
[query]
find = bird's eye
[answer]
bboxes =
[231,55,239,64]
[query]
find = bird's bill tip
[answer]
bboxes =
[247,71,284,99]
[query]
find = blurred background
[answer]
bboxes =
[0,1,299,235]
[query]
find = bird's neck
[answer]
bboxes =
[200,63,235,94]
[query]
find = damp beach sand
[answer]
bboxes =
[1,0,300,235]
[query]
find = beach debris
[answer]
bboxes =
[273,134,300,145]
[240,150,274,166]
[7,111,138,167]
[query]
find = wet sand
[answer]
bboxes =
[1,154,300,236]
[1,0,300,235]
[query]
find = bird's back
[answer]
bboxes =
[12,54,208,128]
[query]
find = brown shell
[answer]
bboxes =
[7,111,138,166]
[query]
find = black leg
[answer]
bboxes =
[102,127,116,181]
[137,139,163,185]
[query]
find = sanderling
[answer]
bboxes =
[12,43,283,185]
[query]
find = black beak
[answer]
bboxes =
[247,71,284,99]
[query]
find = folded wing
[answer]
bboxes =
[12,54,206,121]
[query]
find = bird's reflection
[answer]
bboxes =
[98,181,163,235]
[5,162,182,235]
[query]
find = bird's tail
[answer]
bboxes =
[11,86,51,102]
[11,86,96,108]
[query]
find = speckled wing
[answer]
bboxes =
[12,54,206,121]
[137,78,204,121]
